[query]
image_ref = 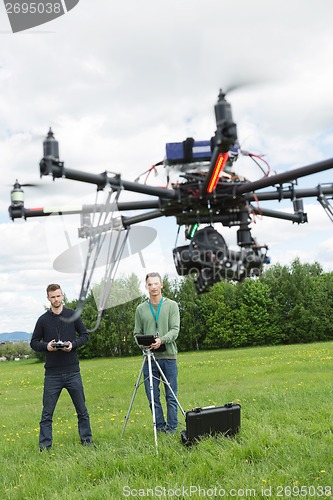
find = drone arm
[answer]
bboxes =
[236,158,333,195]
[117,200,160,210]
[245,184,333,202]
[251,206,307,223]
[122,209,164,228]
[40,160,177,200]
[8,205,87,220]
[9,199,162,220]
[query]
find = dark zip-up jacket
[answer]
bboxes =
[30,307,89,374]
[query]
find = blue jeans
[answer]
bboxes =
[143,358,178,432]
[39,371,92,449]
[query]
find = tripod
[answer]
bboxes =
[121,347,185,454]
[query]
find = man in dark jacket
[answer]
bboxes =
[30,283,93,451]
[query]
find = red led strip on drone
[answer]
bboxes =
[206,152,229,193]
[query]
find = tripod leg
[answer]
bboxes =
[121,356,146,438]
[147,352,159,454]
[152,354,186,418]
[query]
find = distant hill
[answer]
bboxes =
[0,331,31,342]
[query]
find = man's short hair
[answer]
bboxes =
[46,283,62,295]
[145,272,162,283]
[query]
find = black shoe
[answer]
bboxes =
[81,439,94,447]
[40,446,51,452]
[165,425,177,434]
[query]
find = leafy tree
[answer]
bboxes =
[173,276,206,351]
[0,342,32,360]
[199,281,236,349]
[63,261,333,357]
[233,279,275,347]
[68,274,144,358]
[317,272,333,339]
[261,258,326,344]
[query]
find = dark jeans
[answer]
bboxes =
[39,371,92,449]
[143,358,178,432]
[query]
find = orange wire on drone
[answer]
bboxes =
[248,153,271,177]
[251,192,263,223]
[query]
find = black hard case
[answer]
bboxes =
[181,403,241,444]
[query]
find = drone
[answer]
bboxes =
[8,90,333,327]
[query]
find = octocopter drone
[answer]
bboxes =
[8,90,333,323]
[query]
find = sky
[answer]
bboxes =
[0,0,333,332]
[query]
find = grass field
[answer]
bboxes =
[1,342,333,499]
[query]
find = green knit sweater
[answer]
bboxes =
[134,297,180,359]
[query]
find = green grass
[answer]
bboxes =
[1,342,333,499]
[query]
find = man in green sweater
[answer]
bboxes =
[134,272,180,433]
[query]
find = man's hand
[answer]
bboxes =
[60,341,72,352]
[47,339,58,352]
[151,337,162,350]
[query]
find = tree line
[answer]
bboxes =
[62,258,333,359]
